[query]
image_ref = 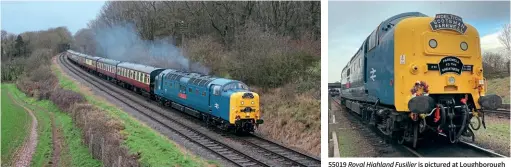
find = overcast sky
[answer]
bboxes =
[328,1,510,82]
[1,1,105,35]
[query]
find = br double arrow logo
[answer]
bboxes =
[370,68,377,81]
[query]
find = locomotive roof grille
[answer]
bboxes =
[199,79,209,86]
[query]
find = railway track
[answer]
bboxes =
[483,109,510,116]
[331,97,508,158]
[238,135,320,167]
[59,54,320,167]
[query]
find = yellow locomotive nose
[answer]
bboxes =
[229,92,263,124]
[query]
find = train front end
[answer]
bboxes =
[230,90,264,133]
[394,14,502,144]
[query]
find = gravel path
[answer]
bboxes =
[8,92,39,167]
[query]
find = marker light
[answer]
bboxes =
[429,39,438,48]
[460,42,468,51]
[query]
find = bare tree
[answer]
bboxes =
[498,24,510,57]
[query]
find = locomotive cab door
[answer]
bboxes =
[363,36,369,94]
[209,85,221,113]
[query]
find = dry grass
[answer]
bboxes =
[486,76,510,103]
[471,115,510,156]
[254,85,320,156]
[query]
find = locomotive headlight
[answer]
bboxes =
[429,39,437,48]
[241,101,244,105]
[460,42,468,51]
[448,76,456,85]
[251,101,255,104]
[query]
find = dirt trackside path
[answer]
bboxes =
[7,92,38,167]
[50,112,63,167]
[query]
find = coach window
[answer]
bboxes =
[141,73,145,83]
[213,85,221,96]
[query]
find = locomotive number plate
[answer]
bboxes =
[427,56,473,75]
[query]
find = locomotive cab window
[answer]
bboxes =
[213,85,221,96]
[223,82,249,92]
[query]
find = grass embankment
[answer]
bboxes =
[486,76,510,104]
[5,83,101,166]
[52,61,214,166]
[255,85,321,156]
[473,77,510,155]
[1,85,31,166]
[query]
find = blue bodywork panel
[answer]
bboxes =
[365,30,395,106]
[207,78,234,121]
[154,71,245,123]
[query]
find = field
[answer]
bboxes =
[1,84,31,166]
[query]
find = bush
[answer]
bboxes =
[50,88,85,111]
